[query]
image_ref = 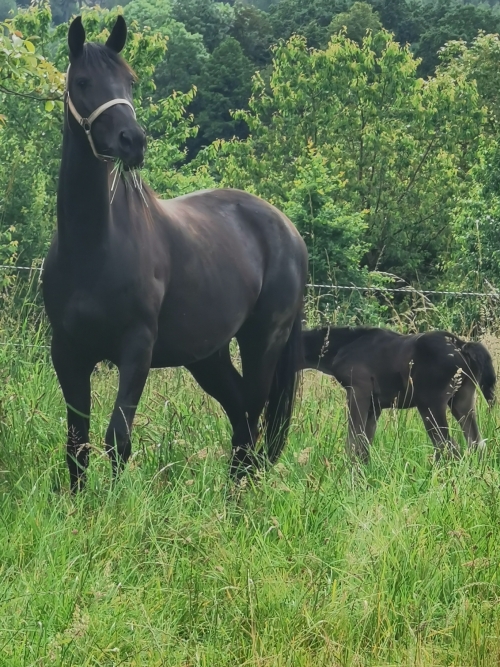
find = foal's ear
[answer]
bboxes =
[106,15,127,53]
[68,16,85,60]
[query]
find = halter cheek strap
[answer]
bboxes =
[65,65,136,162]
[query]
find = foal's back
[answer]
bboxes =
[331,329,419,407]
[302,326,478,409]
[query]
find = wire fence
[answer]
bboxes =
[1,263,499,299]
[1,262,499,354]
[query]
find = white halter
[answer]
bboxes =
[65,64,136,162]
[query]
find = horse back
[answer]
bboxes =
[330,329,411,401]
[151,189,308,365]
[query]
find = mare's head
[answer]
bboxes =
[66,16,146,167]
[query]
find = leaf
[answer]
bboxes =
[44,100,54,112]
[24,41,35,54]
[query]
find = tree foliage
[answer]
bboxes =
[204,32,484,285]
[328,2,382,44]
[191,36,253,150]
[3,2,500,313]
[170,0,235,52]
[0,5,207,269]
[438,34,500,293]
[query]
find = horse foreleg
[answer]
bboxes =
[51,336,95,494]
[346,387,371,464]
[105,329,153,478]
[418,400,460,460]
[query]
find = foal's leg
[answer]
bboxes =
[186,346,246,433]
[346,387,372,464]
[365,403,381,444]
[51,336,95,493]
[449,380,484,452]
[105,328,154,477]
[417,399,460,460]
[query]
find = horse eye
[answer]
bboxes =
[76,78,89,90]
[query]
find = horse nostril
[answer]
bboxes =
[119,130,132,149]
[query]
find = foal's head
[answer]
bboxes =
[66,16,146,167]
[302,327,337,372]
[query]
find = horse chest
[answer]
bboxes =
[62,290,113,340]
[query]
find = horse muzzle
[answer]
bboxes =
[116,126,147,168]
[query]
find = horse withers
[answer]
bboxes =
[42,16,308,492]
[302,326,496,462]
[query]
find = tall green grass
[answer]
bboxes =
[1,322,500,666]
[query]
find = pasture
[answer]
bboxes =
[1,314,500,666]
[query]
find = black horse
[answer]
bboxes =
[43,16,307,492]
[302,326,496,461]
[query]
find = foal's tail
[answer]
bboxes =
[462,341,496,405]
[264,313,303,464]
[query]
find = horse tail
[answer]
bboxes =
[462,341,496,404]
[264,313,303,464]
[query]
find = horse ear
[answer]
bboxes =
[106,15,127,53]
[68,16,85,60]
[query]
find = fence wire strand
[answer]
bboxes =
[1,264,499,299]
[1,265,498,353]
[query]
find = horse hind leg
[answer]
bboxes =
[417,399,460,460]
[231,314,301,478]
[186,346,246,438]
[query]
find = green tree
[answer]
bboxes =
[268,0,350,47]
[247,0,277,9]
[124,0,209,97]
[50,0,77,25]
[229,1,274,64]
[329,2,382,44]
[439,34,500,292]
[124,0,173,30]
[193,36,253,150]
[171,0,235,51]
[442,138,500,323]
[0,5,204,269]
[153,21,209,97]
[416,0,500,75]
[0,6,64,267]
[438,33,500,133]
[204,31,484,285]
[0,0,15,21]
[367,0,421,46]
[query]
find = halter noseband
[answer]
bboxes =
[65,65,136,162]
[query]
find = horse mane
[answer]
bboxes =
[81,43,137,81]
[322,325,379,353]
[302,325,378,367]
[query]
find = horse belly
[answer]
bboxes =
[151,300,251,367]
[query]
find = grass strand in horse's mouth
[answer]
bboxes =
[110,159,148,207]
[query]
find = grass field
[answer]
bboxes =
[1,326,500,666]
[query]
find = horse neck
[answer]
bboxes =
[326,327,371,355]
[57,123,111,254]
